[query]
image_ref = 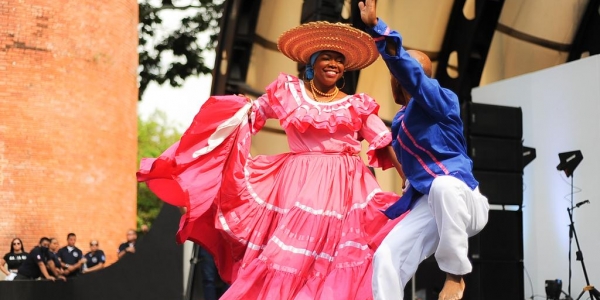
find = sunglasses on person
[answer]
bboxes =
[90,243,98,246]
[12,242,21,246]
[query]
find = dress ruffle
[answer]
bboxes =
[264,73,382,134]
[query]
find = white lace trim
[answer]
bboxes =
[192,102,251,158]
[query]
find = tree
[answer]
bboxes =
[137,110,182,227]
[138,0,224,99]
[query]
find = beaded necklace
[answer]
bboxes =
[309,80,339,102]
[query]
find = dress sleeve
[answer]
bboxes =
[250,93,277,134]
[359,113,393,170]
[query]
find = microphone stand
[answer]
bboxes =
[568,175,573,298]
[555,150,590,299]
[566,198,600,300]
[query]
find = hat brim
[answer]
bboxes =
[277,22,379,71]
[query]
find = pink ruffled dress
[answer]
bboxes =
[137,73,402,299]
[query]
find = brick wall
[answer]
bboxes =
[0,0,138,265]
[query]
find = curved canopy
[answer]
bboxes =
[228,0,596,123]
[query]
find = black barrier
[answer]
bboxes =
[0,204,184,300]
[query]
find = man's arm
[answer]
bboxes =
[359,0,457,119]
[37,261,55,281]
[47,260,66,281]
[83,262,104,273]
[386,146,406,188]
[118,244,134,259]
[83,252,105,274]
[64,258,86,274]
[117,249,126,260]
[47,260,61,276]
[57,249,67,268]
[371,21,457,118]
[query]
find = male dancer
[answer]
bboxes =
[359,1,490,299]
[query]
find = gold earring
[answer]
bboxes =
[337,75,346,90]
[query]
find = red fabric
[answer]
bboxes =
[137,95,251,282]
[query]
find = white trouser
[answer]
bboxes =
[372,175,489,300]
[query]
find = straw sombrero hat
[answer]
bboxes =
[277,21,379,71]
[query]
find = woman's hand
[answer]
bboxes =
[238,94,253,116]
[237,94,252,103]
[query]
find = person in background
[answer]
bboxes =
[57,233,85,277]
[136,224,150,242]
[83,240,105,274]
[198,246,230,300]
[15,237,55,281]
[47,238,67,281]
[117,229,137,260]
[139,224,149,235]
[1,238,28,281]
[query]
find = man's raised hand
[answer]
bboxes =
[358,0,378,28]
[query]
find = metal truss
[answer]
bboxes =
[568,0,600,62]
[211,0,263,96]
[435,0,505,103]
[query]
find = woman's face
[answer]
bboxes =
[11,239,22,252]
[312,51,345,87]
[49,239,60,252]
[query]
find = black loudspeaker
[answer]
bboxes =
[469,210,523,262]
[467,260,524,300]
[407,256,446,299]
[469,136,523,172]
[463,102,523,139]
[474,170,523,206]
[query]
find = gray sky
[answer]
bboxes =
[137,74,212,131]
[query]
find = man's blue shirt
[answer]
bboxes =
[366,19,478,219]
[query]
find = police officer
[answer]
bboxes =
[47,238,66,281]
[15,237,55,281]
[57,233,85,277]
[117,229,137,260]
[82,240,105,274]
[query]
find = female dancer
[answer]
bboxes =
[138,21,402,299]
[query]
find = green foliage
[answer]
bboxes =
[138,0,224,99]
[137,110,182,227]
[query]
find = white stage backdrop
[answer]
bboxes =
[472,54,600,298]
